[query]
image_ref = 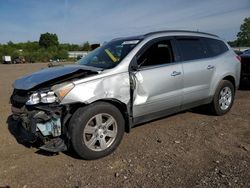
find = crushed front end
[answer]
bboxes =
[9,65,101,153]
[10,87,71,153]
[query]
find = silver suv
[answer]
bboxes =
[11,30,241,159]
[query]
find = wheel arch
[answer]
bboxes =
[94,99,131,133]
[66,99,131,133]
[222,75,236,91]
[210,73,236,97]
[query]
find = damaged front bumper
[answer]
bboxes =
[11,104,68,153]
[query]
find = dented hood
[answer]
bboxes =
[13,64,102,90]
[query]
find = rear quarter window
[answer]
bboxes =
[204,38,229,57]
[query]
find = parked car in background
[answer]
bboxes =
[243,49,250,54]
[13,56,26,64]
[10,30,241,159]
[240,49,250,84]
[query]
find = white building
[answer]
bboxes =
[68,51,88,58]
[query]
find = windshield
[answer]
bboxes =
[77,39,140,69]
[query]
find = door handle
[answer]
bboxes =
[207,65,215,70]
[171,71,181,76]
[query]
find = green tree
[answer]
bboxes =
[7,41,14,46]
[236,17,250,46]
[82,42,91,51]
[54,49,68,59]
[39,32,59,48]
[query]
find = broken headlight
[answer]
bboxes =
[26,91,57,105]
[26,83,75,105]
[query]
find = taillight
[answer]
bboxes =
[236,55,241,62]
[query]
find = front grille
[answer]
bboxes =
[11,89,29,108]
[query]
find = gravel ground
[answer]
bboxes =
[0,63,249,188]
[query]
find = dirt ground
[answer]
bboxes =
[0,63,249,188]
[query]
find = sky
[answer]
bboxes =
[0,0,249,44]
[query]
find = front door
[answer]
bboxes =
[132,39,183,118]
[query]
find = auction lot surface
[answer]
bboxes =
[0,63,249,188]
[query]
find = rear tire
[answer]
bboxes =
[69,102,125,160]
[209,80,235,116]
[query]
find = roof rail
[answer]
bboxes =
[144,30,218,38]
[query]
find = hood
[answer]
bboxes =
[13,64,102,90]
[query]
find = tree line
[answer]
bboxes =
[0,32,100,63]
[228,17,250,47]
[1,17,249,63]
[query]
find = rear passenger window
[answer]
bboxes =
[204,38,228,57]
[177,38,207,61]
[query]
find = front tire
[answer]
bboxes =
[69,102,125,160]
[209,80,235,116]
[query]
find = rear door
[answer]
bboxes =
[175,37,216,106]
[131,38,183,118]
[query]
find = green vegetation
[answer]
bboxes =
[39,32,59,48]
[0,32,98,63]
[228,17,250,47]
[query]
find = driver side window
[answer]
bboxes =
[138,40,174,67]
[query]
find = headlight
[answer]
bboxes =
[27,92,40,105]
[26,83,74,105]
[53,83,75,101]
[40,91,57,103]
[26,91,57,105]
